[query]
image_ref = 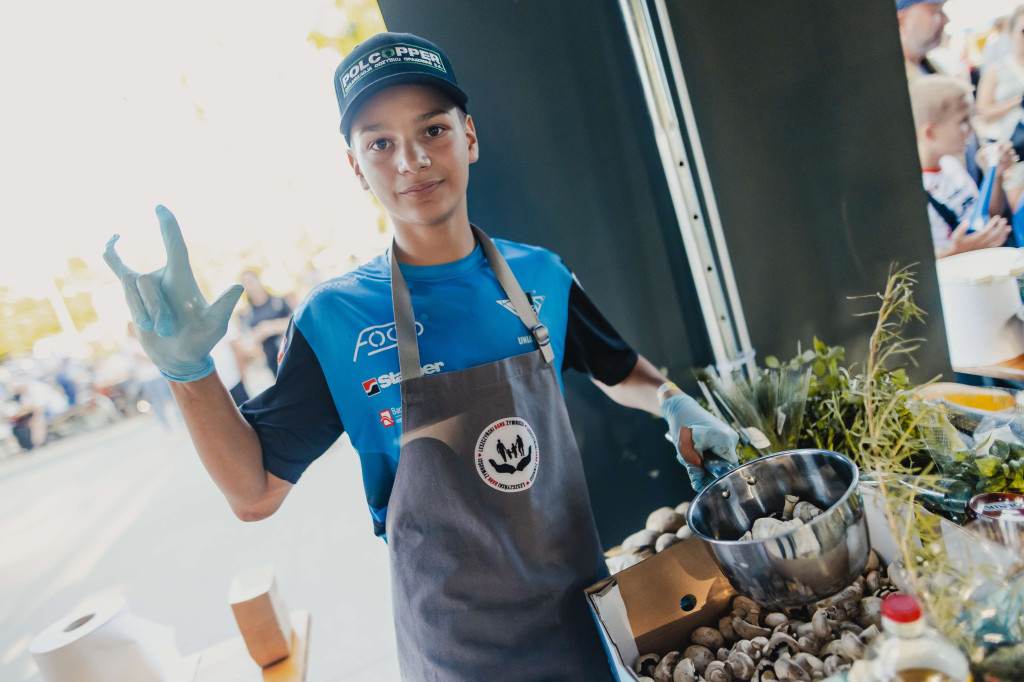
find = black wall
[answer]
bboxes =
[375,0,952,546]
[658,0,951,378]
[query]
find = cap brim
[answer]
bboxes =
[341,72,468,141]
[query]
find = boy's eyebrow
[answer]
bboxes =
[415,109,450,122]
[354,109,452,136]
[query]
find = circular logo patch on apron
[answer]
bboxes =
[475,417,539,492]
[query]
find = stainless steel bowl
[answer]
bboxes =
[686,449,869,608]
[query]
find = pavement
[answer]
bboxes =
[0,413,399,681]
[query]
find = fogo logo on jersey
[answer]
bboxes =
[353,321,424,362]
[474,417,539,493]
[362,362,445,395]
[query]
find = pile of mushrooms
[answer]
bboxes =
[631,549,902,681]
[739,495,824,541]
[606,502,694,573]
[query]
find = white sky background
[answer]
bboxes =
[0,0,383,299]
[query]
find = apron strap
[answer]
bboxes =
[390,226,555,382]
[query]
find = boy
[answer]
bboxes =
[909,74,1013,258]
[103,32,739,680]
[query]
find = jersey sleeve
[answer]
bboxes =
[561,277,638,385]
[240,321,344,483]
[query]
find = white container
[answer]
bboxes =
[935,247,1024,367]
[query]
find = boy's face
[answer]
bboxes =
[928,100,972,157]
[347,84,478,233]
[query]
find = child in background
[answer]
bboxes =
[909,74,1013,258]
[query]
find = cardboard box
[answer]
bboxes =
[229,565,293,668]
[586,484,1020,681]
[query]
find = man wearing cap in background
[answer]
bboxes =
[102,32,740,680]
[897,0,950,83]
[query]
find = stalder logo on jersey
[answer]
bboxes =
[379,409,395,427]
[353,321,424,362]
[364,362,445,396]
[475,417,539,493]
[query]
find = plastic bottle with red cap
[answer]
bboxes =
[842,593,971,681]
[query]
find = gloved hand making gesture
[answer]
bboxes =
[103,205,244,382]
[661,392,739,492]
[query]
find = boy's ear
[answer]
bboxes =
[464,114,480,164]
[347,149,371,191]
[919,121,935,142]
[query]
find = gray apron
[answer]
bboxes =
[387,226,612,681]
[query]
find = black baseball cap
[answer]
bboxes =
[334,32,469,143]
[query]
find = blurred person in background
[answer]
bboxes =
[976,7,1024,144]
[8,375,69,450]
[982,15,1012,71]
[911,75,1013,258]
[897,0,950,82]
[125,323,181,431]
[239,269,292,375]
[210,321,249,406]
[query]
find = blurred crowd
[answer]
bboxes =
[901,1,1024,258]
[0,269,295,458]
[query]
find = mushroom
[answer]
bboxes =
[763,632,803,657]
[773,656,811,682]
[732,639,761,663]
[859,624,880,643]
[718,647,731,662]
[739,530,753,541]
[750,636,770,654]
[813,582,863,611]
[704,660,734,682]
[822,655,843,677]
[653,651,681,682]
[622,529,660,554]
[819,639,845,658]
[675,501,691,516]
[676,525,694,540]
[720,615,738,641]
[647,507,686,534]
[635,653,661,677]
[863,549,880,574]
[732,596,761,622]
[765,612,789,629]
[837,621,863,635]
[865,570,881,594]
[683,644,714,675]
[656,533,681,553]
[782,495,799,521]
[838,630,865,660]
[792,500,823,523]
[792,653,824,676]
[692,626,726,651]
[857,596,882,629]
[733,616,772,640]
[727,650,756,680]
[811,608,831,642]
[796,636,819,655]
[792,621,814,639]
[752,516,804,539]
[673,658,697,682]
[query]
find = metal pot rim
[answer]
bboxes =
[686,448,860,545]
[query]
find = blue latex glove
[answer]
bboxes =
[661,393,740,492]
[103,205,244,382]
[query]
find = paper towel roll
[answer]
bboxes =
[29,595,191,682]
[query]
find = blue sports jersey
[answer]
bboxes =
[241,236,636,536]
